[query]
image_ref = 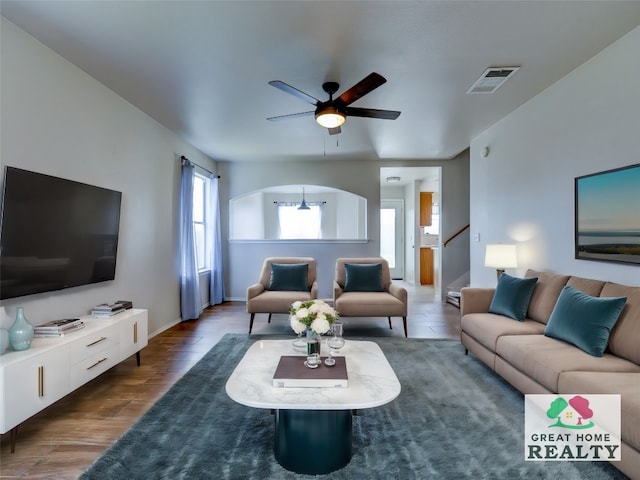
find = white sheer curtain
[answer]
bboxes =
[207,175,225,305]
[179,160,202,320]
[277,205,321,239]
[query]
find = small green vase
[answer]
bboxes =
[9,307,34,351]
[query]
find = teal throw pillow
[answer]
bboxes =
[544,285,626,357]
[344,263,385,292]
[268,263,309,291]
[488,273,538,321]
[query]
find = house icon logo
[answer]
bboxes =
[524,394,621,462]
[546,395,595,430]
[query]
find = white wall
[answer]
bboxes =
[229,192,265,239]
[404,180,418,284]
[470,26,640,288]
[0,19,216,334]
[440,151,470,292]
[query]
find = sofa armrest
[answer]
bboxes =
[333,281,343,302]
[310,280,319,299]
[247,283,265,301]
[460,287,495,316]
[388,283,408,304]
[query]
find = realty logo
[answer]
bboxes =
[547,395,595,429]
[524,394,621,462]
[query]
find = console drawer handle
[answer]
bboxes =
[86,336,107,347]
[38,366,44,397]
[87,358,108,370]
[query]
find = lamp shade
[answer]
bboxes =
[484,244,518,269]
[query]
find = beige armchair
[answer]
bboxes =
[246,257,318,333]
[333,258,408,337]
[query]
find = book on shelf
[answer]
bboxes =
[91,309,124,317]
[92,302,125,312]
[34,318,82,332]
[273,355,348,388]
[116,300,133,310]
[34,322,85,337]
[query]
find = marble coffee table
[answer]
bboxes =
[225,339,401,474]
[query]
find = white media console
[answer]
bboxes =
[0,308,148,452]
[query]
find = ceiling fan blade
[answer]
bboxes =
[345,107,401,120]
[328,126,341,135]
[336,72,387,106]
[268,80,320,105]
[267,111,314,122]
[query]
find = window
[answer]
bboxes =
[229,185,367,240]
[278,204,322,239]
[192,172,209,271]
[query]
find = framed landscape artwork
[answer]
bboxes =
[575,163,640,265]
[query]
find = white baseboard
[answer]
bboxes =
[149,317,182,339]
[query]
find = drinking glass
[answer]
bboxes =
[325,321,345,366]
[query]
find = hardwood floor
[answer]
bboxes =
[0,285,461,479]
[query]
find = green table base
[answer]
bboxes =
[274,409,352,474]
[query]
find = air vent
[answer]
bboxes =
[466,66,520,94]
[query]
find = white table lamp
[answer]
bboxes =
[485,244,518,280]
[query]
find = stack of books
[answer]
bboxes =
[34,318,85,337]
[91,302,126,317]
[116,300,133,310]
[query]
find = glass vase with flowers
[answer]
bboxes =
[289,299,338,356]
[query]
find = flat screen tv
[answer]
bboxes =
[0,167,122,300]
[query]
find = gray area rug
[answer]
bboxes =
[81,334,627,479]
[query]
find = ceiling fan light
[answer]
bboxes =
[315,106,346,129]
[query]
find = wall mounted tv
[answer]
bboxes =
[0,167,122,300]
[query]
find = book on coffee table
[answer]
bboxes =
[273,355,348,388]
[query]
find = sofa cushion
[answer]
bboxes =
[544,285,626,357]
[268,263,309,291]
[525,270,570,324]
[566,276,606,296]
[248,290,314,313]
[334,291,405,317]
[558,371,640,452]
[602,282,640,365]
[496,335,640,392]
[461,313,545,352]
[343,263,384,292]
[488,274,537,321]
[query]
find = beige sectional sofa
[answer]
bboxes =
[460,269,640,479]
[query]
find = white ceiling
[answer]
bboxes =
[2,1,640,163]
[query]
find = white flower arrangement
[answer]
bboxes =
[289,299,338,335]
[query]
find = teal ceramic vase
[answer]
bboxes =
[0,328,9,354]
[9,307,34,351]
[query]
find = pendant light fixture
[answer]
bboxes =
[298,186,310,210]
[315,105,346,129]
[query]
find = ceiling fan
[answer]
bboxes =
[267,72,401,135]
